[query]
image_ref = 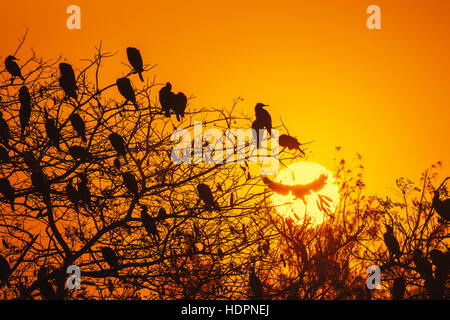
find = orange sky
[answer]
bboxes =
[0,0,449,195]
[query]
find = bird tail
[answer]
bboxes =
[214,201,221,212]
[138,72,144,82]
[176,114,181,122]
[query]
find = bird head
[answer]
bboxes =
[166,82,172,90]
[6,55,18,62]
[385,225,393,234]
[255,103,268,110]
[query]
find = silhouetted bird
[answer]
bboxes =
[0,254,11,283]
[383,225,401,259]
[157,207,166,219]
[31,170,51,206]
[0,145,9,163]
[249,266,263,299]
[23,151,40,172]
[122,172,139,197]
[262,175,328,203]
[116,77,138,109]
[0,178,15,211]
[66,179,81,212]
[59,63,77,99]
[19,85,32,137]
[44,109,62,152]
[425,277,445,300]
[68,145,91,162]
[432,190,450,222]
[173,92,187,122]
[392,277,406,300]
[0,111,10,146]
[140,205,159,242]
[126,47,144,82]
[254,103,272,134]
[69,113,87,143]
[101,247,119,270]
[5,56,24,81]
[37,267,57,300]
[159,82,175,117]
[413,249,433,280]
[77,173,92,210]
[279,134,305,156]
[108,133,126,159]
[197,183,220,212]
[429,249,449,278]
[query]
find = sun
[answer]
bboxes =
[270,162,339,226]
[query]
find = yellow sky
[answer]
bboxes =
[0,0,449,195]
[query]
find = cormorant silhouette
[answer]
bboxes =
[279,134,305,156]
[116,77,138,109]
[31,170,51,206]
[19,85,31,137]
[392,277,406,300]
[66,179,81,212]
[429,249,449,278]
[23,150,40,172]
[432,190,450,222]
[0,111,11,146]
[126,47,144,82]
[59,63,77,99]
[44,109,62,152]
[413,249,433,280]
[37,267,57,300]
[254,103,271,134]
[383,225,401,258]
[0,178,15,211]
[0,145,9,163]
[140,205,159,242]
[69,113,87,143]
[249,266,263,299]
[173,92,187,122]
[77,173,92,210]
[122,172,139,197]
[197,183,220,212]
[68,145,91,162]
[159,82,175,117]
[157,207,166,219]
[108,133,126,159]
[0,254,11,283]
[262,174,328,203]
[101,247,119,270]
[5,56,24,81]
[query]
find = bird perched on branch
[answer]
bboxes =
[429,249,450,279]
[173,92,187,122]
[31,169,51,207]
[23,150,40,172]
[0,178,15,211]
[5,55,24,81]
[254,103,272,134]
[0,145,9,163]
[66,179,81,212]
[69,113,87,143]
[77,173,92,210]
[101,247,119,270]
[392,277,406,300]
[126,47,144,82]
[197,183,220,212]
[122,172,139,198]
[68,145,91,162]
[108,133,127,160]
[19,85,32,137]
[59,63,77,100]
[37,267,57,300]
[140,205,159,242]
[248,266,263,299]
[0,254,11,284]
[432,190,450,222]
[44,109,62,152]
[159,82,175,118]
[0,111,10,147]
[383,225,401,259]
[279,134,305,156]
[116,77,138,110]
[262,174,328,203]
[413,249,433,280]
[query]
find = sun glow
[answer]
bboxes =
[270,162,339,226]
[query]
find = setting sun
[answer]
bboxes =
[269,162,339,226]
